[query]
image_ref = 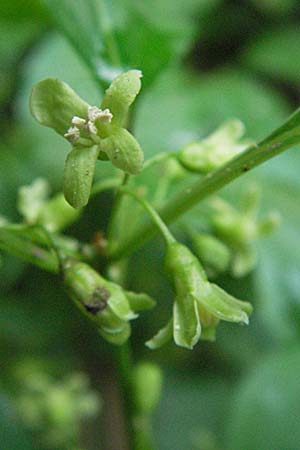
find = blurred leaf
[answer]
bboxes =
[0,21,42,107]
[155,371,230,450]
[135,68,290,158]
[243,26,300,84]
[0,0,47,22]
[44,0,207,88]
[254,161,300,342]
[0,394,33,450]
[225,347,300,450]
[250,0,296,16]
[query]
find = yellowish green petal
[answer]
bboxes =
[63,145,100,209]
[173,295,201,349]
[100,128,144,174]
[30,78,89,136]
[101,70,142,127]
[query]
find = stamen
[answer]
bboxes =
[86,120,98,135]
[64,126,80,143]
[71,116,86,127]
[88,106,113,124]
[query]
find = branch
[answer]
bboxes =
[109,107,300,260]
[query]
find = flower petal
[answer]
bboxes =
[99,323,131,345]
[101,70,142,127]
[100,128,144,174]
[173,295,201,349]
[125,291,156,312]
[30,78,89,135]
[145,319,173,350]
[63,145,99,208]
[198,283,252,324]
[106,282,137,321]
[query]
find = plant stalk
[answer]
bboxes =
[109,107,300,260]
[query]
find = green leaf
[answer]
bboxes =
[0,0,48,22]
[101,128,144,174]
[126,291,156,312]
[173,295,201,349]
[30,77,89,135]
[63,145,100,208]
[101,70,142,127]
[145,320,173,350]
[44,0,205,88]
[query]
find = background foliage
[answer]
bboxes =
[1,1,300,449]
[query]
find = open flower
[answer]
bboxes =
[64,261,155,345]
[146,241,252,350]
[30,70,144,208]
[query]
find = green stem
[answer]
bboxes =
[90,177,121,197]
[113,343,155,450]
[120,187,175,246]
[106,174,130,252]
[113,343,137,450]
[109,106,300,260]
[143,151,177,171]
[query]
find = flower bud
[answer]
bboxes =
[18,178,49,224]
[179,120,251,173]
[133,362,163,414]
[63,261,136,345]
[211,187,280,277]
[191,232,231,276]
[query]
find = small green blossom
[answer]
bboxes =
[211,186,281,277]
[17,178,80,232]
[30,70,144,209]
[178,119,252,173]
[190,231,231,277]
[146,241,252,350]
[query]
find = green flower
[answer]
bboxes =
[18,178,80,232]
[64,261,155,345]
[30,70,144,208]
[210,186,280,277]
[178,119,252,173]
[146,241,252,350]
